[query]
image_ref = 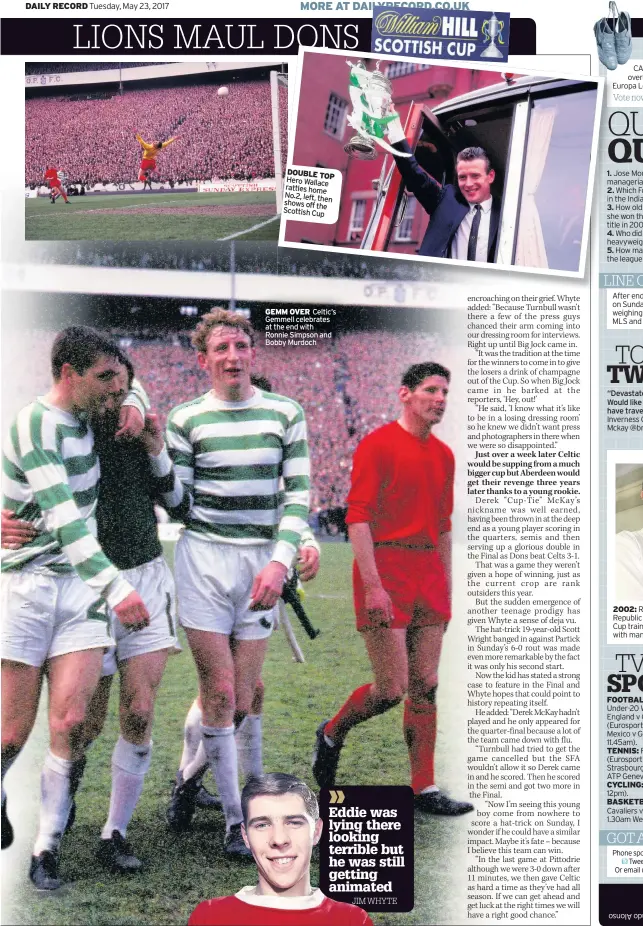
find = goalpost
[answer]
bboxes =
[270,69,288,214]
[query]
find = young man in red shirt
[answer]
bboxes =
[312,362,473,815]
[44,166,69,204]
[188,773,373,926]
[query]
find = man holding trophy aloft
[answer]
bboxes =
[343,59,500,262]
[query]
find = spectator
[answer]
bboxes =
[2,328,459,515]
[25,80,288,187]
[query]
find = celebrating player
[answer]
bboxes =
[312,362,474,815]
[2,359,185,877]
[135,133,178,189]
[0,327,150,890]
[165,309,310,857]
[44,165,70,204]
[170,373,320,824]
[188,773,373,926]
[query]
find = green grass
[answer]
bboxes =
[25,191,279,241]
[2,543,470,925]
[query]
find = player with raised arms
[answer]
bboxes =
[312,362,474,815]
[136,133,178,190]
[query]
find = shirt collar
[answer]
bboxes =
[205,386,259,411]
[235,887,326,910]
[470,197,492,214]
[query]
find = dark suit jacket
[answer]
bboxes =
[392,139,500,261]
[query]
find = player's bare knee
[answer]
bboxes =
[235,686,256,717]
[124,705,153,740]
[51,704,87,740]
[204,682,235,720]
[374,676,407,706]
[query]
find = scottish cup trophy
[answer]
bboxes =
[481,13,505,59]
[344,60,410,160]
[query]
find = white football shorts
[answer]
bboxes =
[101,555,178,675]
[175,533,277,640]
[1,570,114,667]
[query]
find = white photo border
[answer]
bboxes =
[280,46,604,280]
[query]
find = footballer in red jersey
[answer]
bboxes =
[44,166,69,204]
[188,773,373,926]
[312,363,474,816]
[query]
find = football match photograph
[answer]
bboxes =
[25,61,288,241]
[1,245,474,925]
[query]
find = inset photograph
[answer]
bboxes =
[25,61,288,240]
[2,246,470,926]
[281,49,602,277]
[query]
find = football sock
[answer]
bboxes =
[181,743,208,785]
[33,750,74,855]
[404,698,437,794]
[235,714,263,780]
[325,683,385,743]
[101,737,152,839]
[200,724,242,831]
[179,700,203,774]
[67,752,88,809]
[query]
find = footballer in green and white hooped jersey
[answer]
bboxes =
[1,326,150,891]
[165,309,310,857]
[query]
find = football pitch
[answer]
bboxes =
[24,191,280,241]
[2,543,470,926]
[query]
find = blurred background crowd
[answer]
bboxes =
[25,78,287,187]
[4,328,448,526]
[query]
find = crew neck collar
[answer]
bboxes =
[235,886,326,909]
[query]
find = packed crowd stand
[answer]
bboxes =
[25,80,287,187]
[4,329,456,517]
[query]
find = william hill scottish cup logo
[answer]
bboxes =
[372,8,510,62]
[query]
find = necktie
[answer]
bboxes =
[467,205,482,261]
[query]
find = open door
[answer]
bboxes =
[362,93,517,257]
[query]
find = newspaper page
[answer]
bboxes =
[0,1,636,925]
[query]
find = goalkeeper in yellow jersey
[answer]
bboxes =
[136,133,178,190]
